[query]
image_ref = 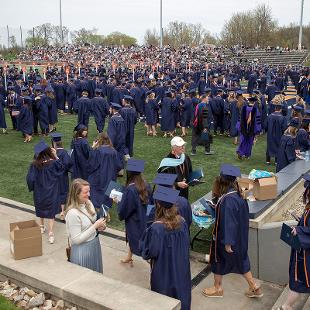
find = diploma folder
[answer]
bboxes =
[105,181,124,197]
[187,169,205,186]
[280,223,301,251]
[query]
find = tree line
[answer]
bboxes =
[3,4,310,49]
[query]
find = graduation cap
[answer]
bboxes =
[236,90,243,96]
[220,164,241,179]
[153,185,180,209]
[126,158,145,173]
[189,89,196,94]
[34,140,49,156]
[292,105,304,112]
[33,85,42,91]
[302,118,310,124]
[217,88,224,93]
[165,90,172,96]
[95,88,102,93]
[152,173,177,186]
[45,85,54,92]
[74,123,87,131]
[50,132,63,142]
[204,87,211,93]
[21,86,29,92]
[124,95,134,101]
[23,96,33,102]
[304,109,310,116]
[253,90,260,94]
[110,102,122,110]
[289,118,300,128]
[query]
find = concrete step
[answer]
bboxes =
[302,296,310,310]
[272,285,309,310]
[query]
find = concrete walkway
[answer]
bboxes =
[0,197,283,309]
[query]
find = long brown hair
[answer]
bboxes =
[284,126,298,137]
[93,132,113,149]
[212,175,241,198]
[33,147,55,169]
[65,178,96,217]
[126,171,149,204]
[155,204,182,230]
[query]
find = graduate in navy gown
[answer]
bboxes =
[203,164,262,299]
[117,159,151,265]
[66,78,77,114]
[44,86,58,133]
[17,96,34,143]
[296,119,310,153]
[236,97,258,159]
[281,175,310,309]
[91,88,109,133]
[160,91,177,137]
[74,89,91,127]
[120,95,138,157]
[71,124,90,180]
[88,132,121,213]
[229,90,244,144]
[35,88,49,135]
[26,141,65,244]
[50,133,73,220]
[0,94,7,133]
[140,186,192,310]
[179,90,193,137]
[144,90,159,136]
[107,102,126,171]
[265,102,287,164]
[276,120,298,172]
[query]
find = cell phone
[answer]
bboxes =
[288,209,300,222]
[100,205,108,219]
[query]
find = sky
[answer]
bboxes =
[0,0,309,45]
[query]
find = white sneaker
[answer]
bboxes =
[124,154,130,161]
[40,225,46,234]
[48,233,55,244]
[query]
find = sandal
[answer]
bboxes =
[40,225,46,234]
[120,258,133,267]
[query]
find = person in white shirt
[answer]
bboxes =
[65,178,106,273]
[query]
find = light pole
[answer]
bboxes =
[298,0,304,51]
[59,0,64,44]
[160,0,163,49]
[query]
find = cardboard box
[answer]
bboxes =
[237,177,254,199]
[252,176,278,200]
[10,220,42,260]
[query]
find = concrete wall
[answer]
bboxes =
[249,220,296,285]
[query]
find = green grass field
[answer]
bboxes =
[0,111,274,252]
[0,295,19,310]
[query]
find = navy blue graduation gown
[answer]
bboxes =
[71,137,90,180]
[0,95,7,129]
[210,191,251,275]
[88,146,121,209]
[276,134,296,172]
[140,220,191,310]
[56,148,73,204]
[36,95,49,132]
[160,97,177,131]
[17,104,33,135]
[66,83,77,112]
[265,112,287,158]
[176,197,192,230]
[75,97,91,127]
[54,83,66,110]
[45,95,58,125]
[180,98,192,127]
[117,183,150,256]
[223,100,231,131]
[107,113,126,168]
[26,160,64,219]
[120,107,137,157]
[229,100,240,137]
[91,97,109,132]
[296,129,310,152]
[289,207,310,293]
[145,99,159,125]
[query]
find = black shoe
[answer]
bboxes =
[205,151,215,155]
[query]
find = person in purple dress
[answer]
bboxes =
[236,97,258,159]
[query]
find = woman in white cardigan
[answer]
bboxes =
[65,178,106,273]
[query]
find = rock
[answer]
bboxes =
[70,307,77,310]
[8,291,18,301]
[13,293,24,302]
[55,300,65,309]
[16,300,28,308]
[1,288,14,298]
[23,294,30,302]
[43,299,53,310]
[32,308,40,310]
[26,289,37,297]
[3,284,12,290]
[28,293,45,308]
[10,283,18,289]
[19,287,29,295]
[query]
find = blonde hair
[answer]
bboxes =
[65,178,96,217]
[272,95,282,105]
